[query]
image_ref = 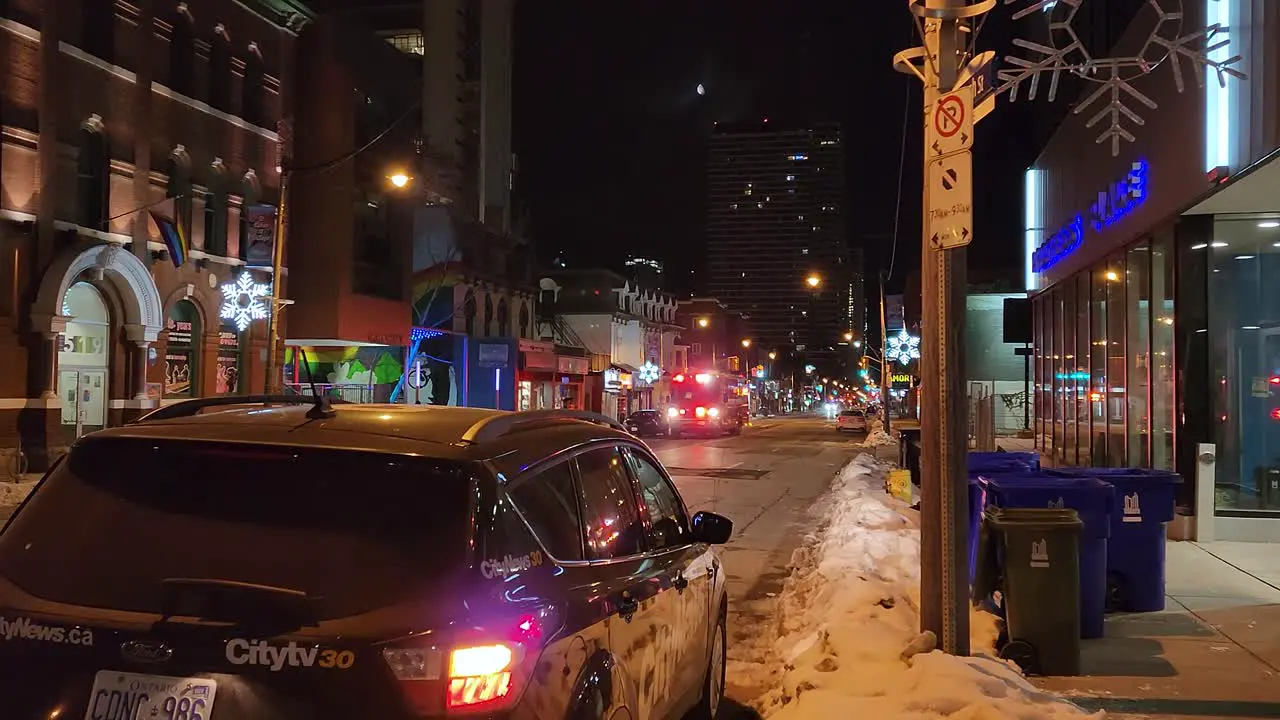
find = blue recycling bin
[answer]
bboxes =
[968,451,1040,475]
[1045,467,1181,612]
[978,474,1114,639]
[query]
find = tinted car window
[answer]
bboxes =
[841,410,864,417]
[624,448,691,550]
[0,437,472,619]
[507,461,584,561]
[574,446,646,560]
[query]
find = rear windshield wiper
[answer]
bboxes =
[156,578,321,635]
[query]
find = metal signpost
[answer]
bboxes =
[893,0,1247,656]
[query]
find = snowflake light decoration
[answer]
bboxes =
[220,271,271,332]
[886,329,922,367]
[997,0,1246,156]
[637,362,661,385]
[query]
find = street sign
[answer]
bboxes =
[928,84,974,158]
[958,51,998,123]
[927,151,973,249]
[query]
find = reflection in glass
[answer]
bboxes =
[1090,268,1108,464]
[1063,281,1077,466]
[1150,234,1176,470]
[1126,243,1150,465]
[1052,288,1065,462]
[1076,272,1092,466]
[1209,216,1280,512]
[1106,257,1128,465]
[575,448,645,558]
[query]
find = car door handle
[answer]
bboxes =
[617,593,639,622]
[672,573,689,592]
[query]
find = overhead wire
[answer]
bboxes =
[886,21,918,283]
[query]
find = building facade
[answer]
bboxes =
[706,121,850,370]
[1025,1,1280,542]
[0,0,305,471]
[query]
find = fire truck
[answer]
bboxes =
[665,371,750,437]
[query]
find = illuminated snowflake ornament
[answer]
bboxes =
[886,329,922,367]
[997,0,1247,156]
[637,362,661,385]
[220,271,271,332]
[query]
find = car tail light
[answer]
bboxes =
[383,609,558,716]
[695,406,707,418]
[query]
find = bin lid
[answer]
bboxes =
[1044,467,1182,484]
[978,474,1115,531]
[985,506,1083,530]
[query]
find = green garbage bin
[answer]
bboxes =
[982,506,1083,677]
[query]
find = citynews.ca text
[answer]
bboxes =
[0,616,94,646]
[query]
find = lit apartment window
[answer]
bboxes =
[384,32,425,55]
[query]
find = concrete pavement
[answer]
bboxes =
[646,414,868,702]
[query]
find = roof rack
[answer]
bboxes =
[132,395,347,424]
[459,409,629,445]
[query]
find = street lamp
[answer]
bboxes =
[805,274,821,288]
[741,339,751,348]
[843,331,854,342]
[697,317,710,328]
[768,351,777,360]
[387,171,411,189]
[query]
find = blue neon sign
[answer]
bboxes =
[1032,160,1148,273]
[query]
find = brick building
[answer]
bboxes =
[0,0,308,471]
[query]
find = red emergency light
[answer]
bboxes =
[1272,408,1280,421]
[673,374,685,383]
[1269,375,1280,386]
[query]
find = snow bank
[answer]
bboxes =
[751,454,1102,720]
[858,428,897,448]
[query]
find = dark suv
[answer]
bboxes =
[0,397,733,720]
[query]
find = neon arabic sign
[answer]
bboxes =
[1032,160,1148,273]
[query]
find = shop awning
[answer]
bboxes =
[1187,150,1280,215]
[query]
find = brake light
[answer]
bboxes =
[448,644,515,709]
[673,373,685,382]
[695,406,707,418]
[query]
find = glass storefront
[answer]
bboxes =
[164,300,200,398]
[1206,216,1280,514]
[1035,214,1280,521]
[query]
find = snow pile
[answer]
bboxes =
[858,428,897,448]
[753,454,1102,720]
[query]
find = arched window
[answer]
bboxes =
[76,121,109,230]
[519,302,530,339]
[81,0,115,63]
[497,298,509,337]
[237,171,260,261]
[168,10,196,95]
[464,290,477,335]
[241,46,265,126]
[483,295,494,337]
[203,162,228,256]
[165,149,193,238]
[208,27,232,112]
[164,299,201,398]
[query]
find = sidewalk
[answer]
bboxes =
[1035,541,1280,719]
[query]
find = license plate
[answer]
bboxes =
[84,670,217,720]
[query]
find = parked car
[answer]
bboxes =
[837,408,868,433]
[624,408,668,437]
[0,397,733,720]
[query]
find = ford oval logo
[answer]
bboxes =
[120,640,173,664]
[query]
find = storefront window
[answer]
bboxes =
[164,300,200,398]
[1090,267,1108,465]
[1105,257,1127,465]
[1126,243,1150,466]
[1208,216,1280,513]
[1075,272,1091,466]
[1052,287,1065,462]
[1035,295,1050,450]
[1062,282,1077,466]
[1150,233,1176,470]
[216,320,242,394]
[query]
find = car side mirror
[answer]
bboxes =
[691,511,733,545]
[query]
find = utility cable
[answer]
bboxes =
[886,22,916,283]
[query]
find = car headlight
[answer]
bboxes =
[667,407,679,418]
[708,407,720,418]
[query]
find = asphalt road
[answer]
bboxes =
[645,414,870,703]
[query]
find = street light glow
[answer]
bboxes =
[768,351,777,360]
[741,339,751,348]
[805,275,821,288]
[388,172,411,188]
[697,317,710,328]
[843,332,854,342]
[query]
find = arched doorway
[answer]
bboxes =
[58,282,110,435]
[165,300,201,398]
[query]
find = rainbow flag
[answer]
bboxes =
[150,209,188,268]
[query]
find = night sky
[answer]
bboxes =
[512,2,1060,297]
